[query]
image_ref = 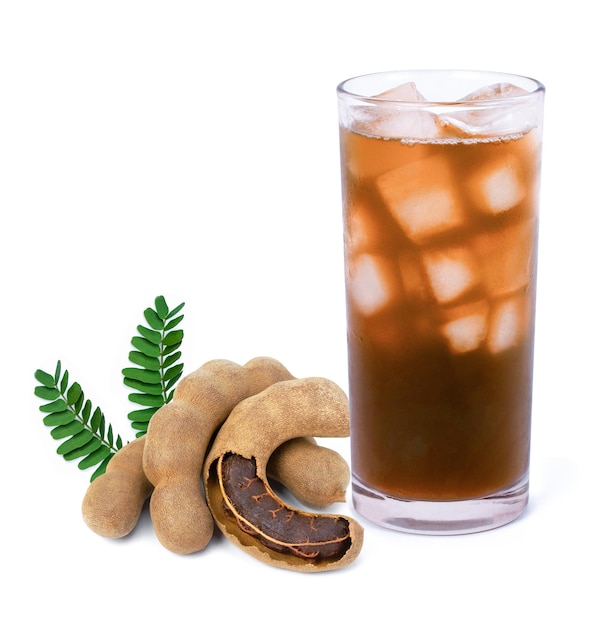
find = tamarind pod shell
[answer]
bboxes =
[82,436,153,539]
[204,377,364,572]
[267,437,350,509]
[143,357,294,555]
[205,377,350,480]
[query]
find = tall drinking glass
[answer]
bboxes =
[337,70,544,534]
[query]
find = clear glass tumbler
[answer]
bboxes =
[337,70,545,534]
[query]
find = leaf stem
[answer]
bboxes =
[159,327,169,404]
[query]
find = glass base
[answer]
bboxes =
[352,474,529,535]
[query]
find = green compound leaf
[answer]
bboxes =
[123,295,185,437]
[34,296,187,481]
[34,362,124,482]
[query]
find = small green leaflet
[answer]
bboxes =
[123,295,185,437]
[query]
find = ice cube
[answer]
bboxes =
[374,108,440,141]
[486,293,530,353]
[360,310,408,353]
[355,82,441,140]
[422,246,479,304]
[398,249,430,304]
[472,220,536,297]
[377,154,463,243]
[468,157,525,214]
[440,300,488,353]
[345,198,379,256]
[347,253,392,316]
[439,82,534,137]
[375,81,428,102]
[463,83,531,101]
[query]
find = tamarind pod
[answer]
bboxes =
[143,357,294,555]
[204,377,363,572]
[207,377,350,478]
[267,437,350,509]
[82,436,153,539]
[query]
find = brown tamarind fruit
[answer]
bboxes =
[267,437,350,509]
[81,436,153,538]
[204,377,364,572]
[142,357,294,555]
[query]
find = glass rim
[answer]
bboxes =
[337,69,545,107]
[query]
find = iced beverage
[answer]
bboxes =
[337,71,544,534]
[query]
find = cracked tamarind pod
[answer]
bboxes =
[267,437,350,509]
[82,436,153,538]
[203,377,364,572]
[142,357,294,555]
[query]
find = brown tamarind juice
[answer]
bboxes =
[337,71,544,534]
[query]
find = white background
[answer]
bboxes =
[2,1,598,624]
